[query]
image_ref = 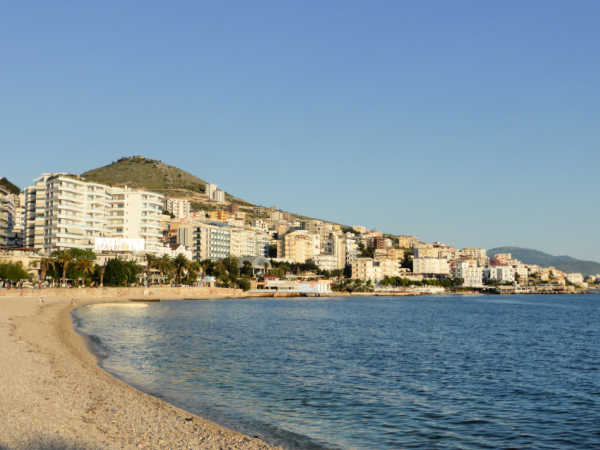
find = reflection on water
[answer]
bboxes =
[73,295,600,449]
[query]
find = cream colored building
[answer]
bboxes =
[351,257,402,282]
[279,230,320,263]
[413,257,450,275]
[164,198,191,219]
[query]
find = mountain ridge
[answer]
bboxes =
[488,246,600,276]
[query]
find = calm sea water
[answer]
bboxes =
[72,295,600,449]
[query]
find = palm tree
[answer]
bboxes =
[158,255,173,284]
[145,253,157,285]
[39,257,55,284]
[52,250,73,287]
[98,263,106,287]
[174,254,189,284]
[77,257,95,286]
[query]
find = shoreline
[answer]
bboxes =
[0,294,277,449]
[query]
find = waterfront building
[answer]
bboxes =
[566,273,584,285]
[412,257,450,275]
[164,198,191,219]
[484,266,515,283]
[0,185,14,247]
[23,174,164,255]
[453,262,483,287]
[279,230,320,263]
[351,257,402,282]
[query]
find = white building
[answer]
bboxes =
[413,257,450,275]
[206,183,217,200]
[212,188,225,203]
[453,262,483,287]
[165,198,191,219]
[484,266,515,283]
[0,185,14,247]
[566,273,584,285]
[311,254,339,272]
[188,222,231,261]
[24,174,164,255]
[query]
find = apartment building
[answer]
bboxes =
[413,257,450,275]
[24,174,164,255]
[279,229,320,263]
[164,198,191,219]
[0,185,14,247]
[453,262,483,287]
[190,222,231,261]
[484,266,515,283]
[311,254,338,272]
[108,187,164,254]
[351,257,401,282]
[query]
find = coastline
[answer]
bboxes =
[0,293,277,449]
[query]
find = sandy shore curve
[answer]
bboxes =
[0,295,277,449]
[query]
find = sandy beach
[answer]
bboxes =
[0,295,277,449]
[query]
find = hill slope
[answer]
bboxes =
[488,247,600,276]
[0,177,21,194]
[81,156,208,197]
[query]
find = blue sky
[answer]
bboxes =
[2,1,599,261]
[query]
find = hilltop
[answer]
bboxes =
[488,247,600,276]
[81,156,208,197]
[0,177,21,194]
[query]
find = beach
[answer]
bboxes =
[0,294,276,449]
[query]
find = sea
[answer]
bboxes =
[72,294,600,449]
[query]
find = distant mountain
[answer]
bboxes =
[488,247,600,276]
[0,177,20,194]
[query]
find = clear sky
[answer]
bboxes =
[2,1,599,261]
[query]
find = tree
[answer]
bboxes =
[174,254,190,284]
[237,278,251,291]
[0,262,31,283]
[40,257,55,282]
[241,260,254,277]
[102,259,142,286]
[52,250,73,286]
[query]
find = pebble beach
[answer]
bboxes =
[0,295,277,449]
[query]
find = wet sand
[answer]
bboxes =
[0,295,277,449]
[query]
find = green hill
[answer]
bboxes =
[0,177,21,194]
[81,156,208,197]
[488,247,600,276]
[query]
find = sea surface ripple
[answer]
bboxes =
[73,294,600,449]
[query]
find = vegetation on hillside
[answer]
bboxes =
[81,156,207,196]
[0,177,20,194]
[488,246,600,276]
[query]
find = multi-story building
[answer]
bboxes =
[453,262,483,287]
[460,248,487,259]
[190,222,231,261]
[23,174,164,255]
[484,266,515,283]
[322,233,346,269]
[279,229,320,263]
[345,234,359,266]
[206,183,217,200]
[566,273,584,285]
[212,188,225,203]
[311,254,338,272]
[164,198,191,219]
[0,185,14,247]
[107,187,164,254]
[351,257,401,282]
[412,257,450,275]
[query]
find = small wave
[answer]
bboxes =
[90,302,149,309]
